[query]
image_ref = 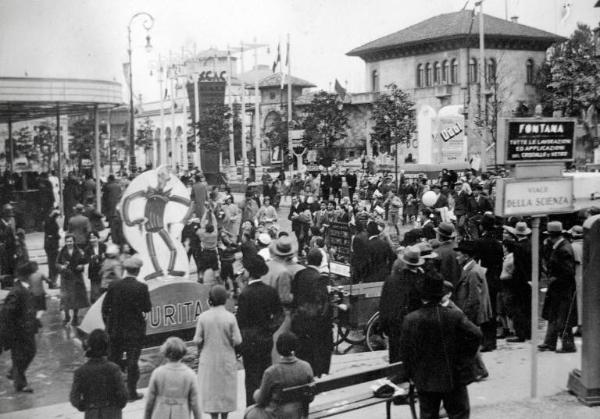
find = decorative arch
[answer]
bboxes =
[442,60,449,84]
[487,58,497,84]
[425,63,432,87]
[451,59,458,84]
[417,64,424,87]
[434,61,441,85]
[468,58,478,83]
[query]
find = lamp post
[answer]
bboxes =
[127,11,154,175]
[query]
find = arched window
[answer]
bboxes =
[526,59,534,84]
[468,58,478,83]
[434,62,441,85]
[417,64,424,87]
[451,59,458,84]
[371,70,380,92]
[486,58,497,84]
[425,63,432,87]
[442,60,449,84]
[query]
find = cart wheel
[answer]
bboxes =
[366,312,388,352]
[343,327,366,345]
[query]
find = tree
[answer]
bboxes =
[135,117,154,150]
[264,112,291,168]
[371,83,416,153]
[539,23,600,117]
[301,90,348,166]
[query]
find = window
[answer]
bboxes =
[468,58,478,83]
[372,70,380,92]
[434,62,441,85]
[417,64,424,87]
[450,59,458,84]
[526,59,534,84]
[442,60,449,84]
[425,63,432,86]
[486,58,497,84]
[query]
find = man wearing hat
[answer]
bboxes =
[504,221,532,343]
[68,203,92,249]
[454,240,493,380]
[0,204,18,288]
[379,246,425,363]
[435,222,461,287]
[399,271,482,419]
[263,236,296,305]
[237,254,283,405]
[539,221,577,353]
[102,257,151,400]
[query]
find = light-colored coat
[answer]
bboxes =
[454,261,493,326]
[144,362,201,419]
[194,305,242,413]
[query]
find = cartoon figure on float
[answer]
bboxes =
[120,165,192,280]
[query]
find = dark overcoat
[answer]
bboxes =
[364,236,395,283]
[58,245,90,310]
[542,238,577,327]
[101,277,152,344]
[400,304,482,393]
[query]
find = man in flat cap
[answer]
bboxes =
[101,256,151,400]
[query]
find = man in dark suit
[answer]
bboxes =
[1,262,41,392]
[505,221,532,342]
[102,174,123,244]
[539,221,577,353]
[236,254,283,406]
[0,204,17,288]
[467,184,493,217]
[102,257,152,400]
[330,170,342,202]
[435,222,461,286]
[291,249,332,377]
[364,222,395,283]
[399,271,482,419]
[288,195,309,256]
[345,169,357,200]
[351,222,370,283]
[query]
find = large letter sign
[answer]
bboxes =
[120,166,191,280]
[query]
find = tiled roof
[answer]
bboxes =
[258,72,315,88]
[347,10,564,57]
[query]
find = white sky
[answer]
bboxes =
[0,0,598,102]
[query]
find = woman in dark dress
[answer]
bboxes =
[57,233,89,326]
[85,231,106,304]
[44,209,61,288]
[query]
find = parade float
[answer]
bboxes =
[80,166,213,346]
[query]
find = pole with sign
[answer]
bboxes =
[496,116,576,399]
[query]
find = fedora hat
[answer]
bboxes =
[454,240,477,255]
[418,273,445,300]
[400,246,425,266]
[435,222,456,238]
[269,236,296,257]
[73,203,85,212]
[417,242,438,259]
[567,225,583,239]
[257,233,272,246]
[544,221,565,235]
[504,221,531,236]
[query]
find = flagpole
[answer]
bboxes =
[227,46,235,171]
[478,1,487,172]
[240,42,247,180]
[287,33,293,179]
[253,37,262,180]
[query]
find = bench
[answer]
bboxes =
[281,362,417,419]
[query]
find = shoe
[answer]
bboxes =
[537,344,556,352]
[506,337,526,343]
[480,345,496,353]
[16,386,34,393]
[475,373,489,381]
[556,347,576,353]
[574,327,582,337]
[128,392,143,401]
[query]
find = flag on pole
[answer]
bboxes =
[272,42,281,73]
[282,37,289,89]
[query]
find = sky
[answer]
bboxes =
[0,0,599,103]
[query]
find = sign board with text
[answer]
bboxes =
[497,117,576,164]
[494,177,574,217]
[327,221,351,277]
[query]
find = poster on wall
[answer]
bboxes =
[434,106,467,164]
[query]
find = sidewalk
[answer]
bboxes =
[2,339,596,419]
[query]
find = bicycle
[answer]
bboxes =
[365,311,389,352]
[329,286,366,347]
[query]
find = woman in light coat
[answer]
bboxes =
[194,285,242,419]
[144,337,201,419]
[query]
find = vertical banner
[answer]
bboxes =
[434,105,467,164]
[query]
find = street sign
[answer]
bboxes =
[494,177,574,217]
[497,117,576,164]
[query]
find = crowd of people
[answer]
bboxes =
[0,163,595,419]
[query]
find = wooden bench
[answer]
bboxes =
[281,362,417,419]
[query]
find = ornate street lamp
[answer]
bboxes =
[127,12,154,174]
